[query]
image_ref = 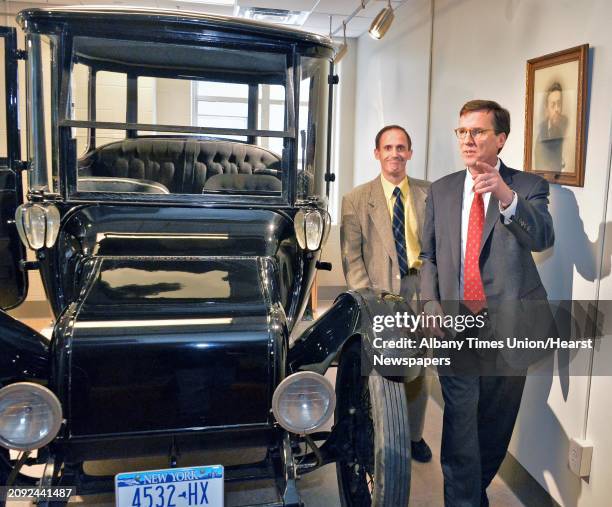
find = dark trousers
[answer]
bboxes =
[439,366,526,507]
[400,272,429,442]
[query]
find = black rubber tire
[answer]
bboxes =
[0,449,7,487]
[335,341,411,507]
[0,450,7,507]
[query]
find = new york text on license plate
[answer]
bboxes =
[115,465,223,507]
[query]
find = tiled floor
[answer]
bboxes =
[7,311,526,506]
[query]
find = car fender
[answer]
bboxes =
[0,309,49,385]
[287,289,424,380]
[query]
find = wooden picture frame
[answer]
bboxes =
[524,44,588,187]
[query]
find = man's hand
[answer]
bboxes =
[471,161,514,208]
[423,300,445,338]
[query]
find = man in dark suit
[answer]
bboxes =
[341,125,432,462]
[420,100,554,506]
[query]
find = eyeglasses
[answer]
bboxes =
[454,128,494,140]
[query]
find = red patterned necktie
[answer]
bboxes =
[463,192,486,313]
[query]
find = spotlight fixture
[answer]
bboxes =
[334,22,348,63]
[369,0,394,40]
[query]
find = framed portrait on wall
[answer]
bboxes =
[524,44,588,187]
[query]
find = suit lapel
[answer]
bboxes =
[447,171,464,277]
[480,196,499,253]
[368,178,398,265]
[408,179,425,241]
[480,162,513,254]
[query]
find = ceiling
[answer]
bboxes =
[1,0,403,38]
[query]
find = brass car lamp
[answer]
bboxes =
[294,208,331,251]
[15,202,61,250]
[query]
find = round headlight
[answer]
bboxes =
[0,383,62,451]
[272,372,335,434]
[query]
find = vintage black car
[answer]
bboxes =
[0,7,414,506]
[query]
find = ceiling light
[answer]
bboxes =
[235,6,310,26]
[369,0,394,39]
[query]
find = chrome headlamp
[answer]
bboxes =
[15,202,61,250]
[0,383,63,451]
[294,208,331,251]
[271,372,335,435]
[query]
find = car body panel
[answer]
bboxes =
[0,309,49,384]
[0,27,27,310]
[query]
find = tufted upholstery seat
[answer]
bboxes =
[78,137,282,193]
[204,173,281,192]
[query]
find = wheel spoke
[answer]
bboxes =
[337,357,375,504]
[367,472,374,494]
[336,344,410,507]
[336,345,410,506]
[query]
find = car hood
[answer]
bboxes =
[51,256,286,438]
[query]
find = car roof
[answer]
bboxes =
[17,6,335,50]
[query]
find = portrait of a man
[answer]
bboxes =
[534,82,569,172]
[525,44,588,186]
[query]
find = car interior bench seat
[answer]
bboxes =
[78,137,282,193]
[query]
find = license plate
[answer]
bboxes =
[115,465,224,507]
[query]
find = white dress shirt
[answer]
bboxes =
[459,159,518,296]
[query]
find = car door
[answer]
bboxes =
[0,27,27,309]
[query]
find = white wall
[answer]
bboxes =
[156,78,191,126]
[343,0,612,504]
[71,69,155,154]
[583,187,612,507]
[317,38,358,288]
[352,0,433,184]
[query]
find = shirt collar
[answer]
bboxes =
[380,173,409,201]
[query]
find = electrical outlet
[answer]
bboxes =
[568,438,593,478]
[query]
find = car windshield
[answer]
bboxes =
[62,36,296,198]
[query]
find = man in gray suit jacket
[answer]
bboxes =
[420,100,554,506]
[340,125,432,462]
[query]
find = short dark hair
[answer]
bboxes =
[375,125,412,150]
[459,100,511,137]
[546,82,562,102]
